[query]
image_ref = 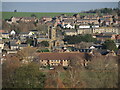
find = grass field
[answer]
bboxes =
[2,12,94,20]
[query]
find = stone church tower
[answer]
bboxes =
[48,26,56,40]
[48,26,57,50]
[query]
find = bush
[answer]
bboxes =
[102,40,117,51]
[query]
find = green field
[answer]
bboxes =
[2,12,94,20]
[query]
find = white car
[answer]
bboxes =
[49,67,55,70]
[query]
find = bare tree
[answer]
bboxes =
[17,46,36,63]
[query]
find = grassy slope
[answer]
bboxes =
[2,12,94,20]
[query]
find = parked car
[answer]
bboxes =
[49,67,55,70]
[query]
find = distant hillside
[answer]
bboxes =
[2,12,94,20]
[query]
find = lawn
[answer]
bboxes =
[2,12,94,20]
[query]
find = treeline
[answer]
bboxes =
[82,8,119,15]
[2,52,118,88]
[64,35,118,51]
[63,34,97,44]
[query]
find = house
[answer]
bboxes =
[79,49,92,53]
[94,34,113,41]
[89,46,96,49]
[53,39,64,47]
[10,44,18,50]
[18,44,28,50]
[29,30,38,33]
[62,16,75,20]
[7,50,18,54]
[38,52,85,67]
[89,45,103,49]
[102,14,116,26]
[92,24,100,28]
[79,25,90,29]
[78,24,99,29]
[92,27,119,34]
[10,30,16,35]
[64,30,77,36]
[20,17,37,23]
[83,15,99,20]
[115,40,120,48]
[63,24,75,29]
[45,21,55,26]
[117,49,120,56]
[52,17,61,24]
[77,28,92,34]
[16,40,21,45]
[62,19,75,25]
[11,16,37,23]
[52,46,64,52]
[10,41,19,50]
[19,32,29,37]
[111,34,120,48]
[28,30,39,38]
[11,17,22,23]
[0,43,4,49]
[73,14,80,18]
[42,16,52,22]
[0,30,5,33]
[28,32,34,36]
[99,50,116,56]
[89,19,99,24]
[37,38,50,43]
[2,33,9,39]
[118,15,120,25]
[76,19,99,25]
[50,39,65,52]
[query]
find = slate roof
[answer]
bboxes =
[18,44,28,47]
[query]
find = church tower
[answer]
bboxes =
[48,26,57,50]
[48,26,56,40]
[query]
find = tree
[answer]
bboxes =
[14,10,17,12]
[102,40,117,51]
[31,14,37,18]
[2,56,21,88]
[26,37,34,46]
[17,46,36,62]
[63,68,86,88]
[36,24,48,33]
[75,42,93,49]
[17,22,36,32]
[3,62,46,88]
[84,56,118,88]
[45,66,65,88]
[101,21,106,26]
[39,41,49,47]
[64,34,96,44]
[2,20,11,31]
[112,16,116,23]
[98,19,101,25]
